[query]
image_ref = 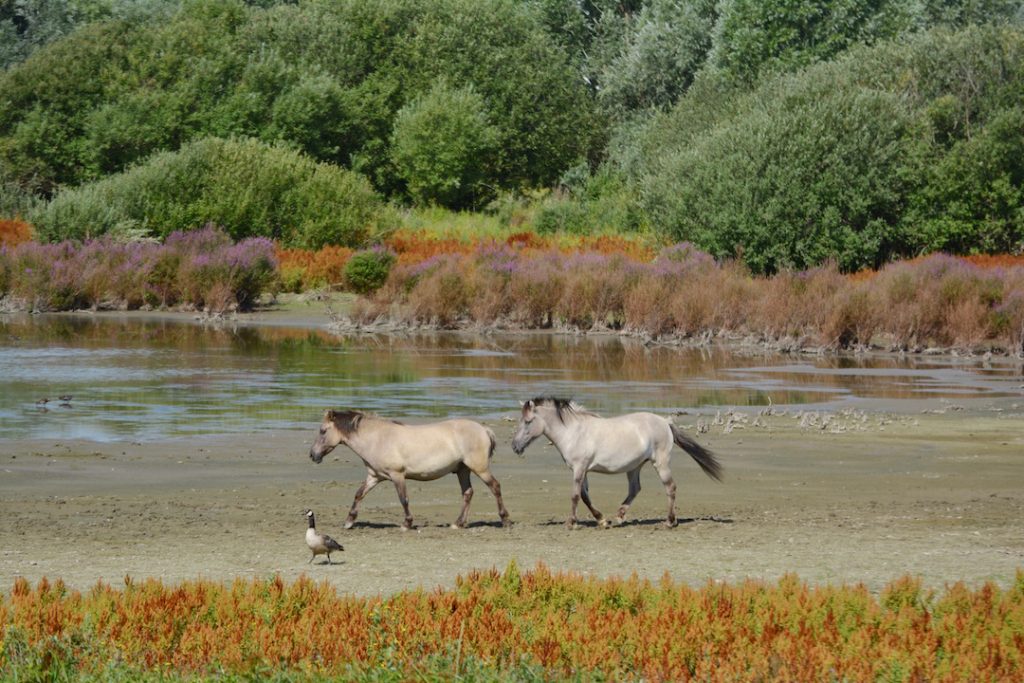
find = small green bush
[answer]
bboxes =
[344,247,396,294]
[534,196,590,235]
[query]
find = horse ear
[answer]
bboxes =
[324,409,334,421]
[519,400,525,407]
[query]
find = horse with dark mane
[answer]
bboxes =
[310,409,510,530]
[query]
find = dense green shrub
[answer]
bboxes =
[30,137,385,248]
[644,83,921,272]
[390,81,499,209]
[623,25,1024,272]
[344,246,396,294]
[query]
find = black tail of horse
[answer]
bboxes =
[670,423,723,481]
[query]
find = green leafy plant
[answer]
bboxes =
[344,246,396,294]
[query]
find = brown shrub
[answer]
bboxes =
[406,260,474,327]
[0,218,32,246]
[822,286,880,348]
[275,245,353,291]
[944,298,992,347]
[557,256,636,329]
[623,275,675,335]
[666,279,718,336]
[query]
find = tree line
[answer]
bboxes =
[1,0,1022,270]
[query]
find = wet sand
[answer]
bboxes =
[2,404,1022,596]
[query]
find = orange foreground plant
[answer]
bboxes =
[2,565,1023,681]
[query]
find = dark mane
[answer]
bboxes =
[329,410,365,436]
[531,397,597,423]
[328,409,403,436]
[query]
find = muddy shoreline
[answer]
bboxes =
[1,407,1022,597]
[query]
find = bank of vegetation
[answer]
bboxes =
[2,565,1022,681]
[4,228,1024,352]
[1,0,1024,342]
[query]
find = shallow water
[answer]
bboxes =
[1,314,1021,441]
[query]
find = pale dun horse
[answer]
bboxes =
[512,397,722,528]
[309,410,511,530]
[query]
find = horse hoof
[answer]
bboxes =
[502,519,513,529]
[343,521,355,530]
[450,522,465,530]
[566,520,578,530]
[599,519,612,529]
[613,516,626,526]
[664,519,677,528]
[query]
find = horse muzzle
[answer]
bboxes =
[309,447,325,464]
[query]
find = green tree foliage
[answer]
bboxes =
[708,0,1022,85]
[0,0,598,208]
[628,25,1024,272]
[390,82,499,209]
[598,0,718,117]
[0,0,131,68]
[30,137,385,248]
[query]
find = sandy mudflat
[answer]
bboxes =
[2,402,1022,596]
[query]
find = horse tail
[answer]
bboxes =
[485,426,497,460]
[670,422,723,482]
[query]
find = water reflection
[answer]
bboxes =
[0,314,1020,441]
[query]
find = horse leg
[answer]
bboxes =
[452,464,474,529]
[568,468,585,529]
[615,467,643,525]
[475,469,511,527]
[344,472,382,529]
[579,475,607,528]
[390,473,415,530]
[654,461,678,527]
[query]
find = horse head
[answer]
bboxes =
[511,399,547,455]
[309,409,362,463]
